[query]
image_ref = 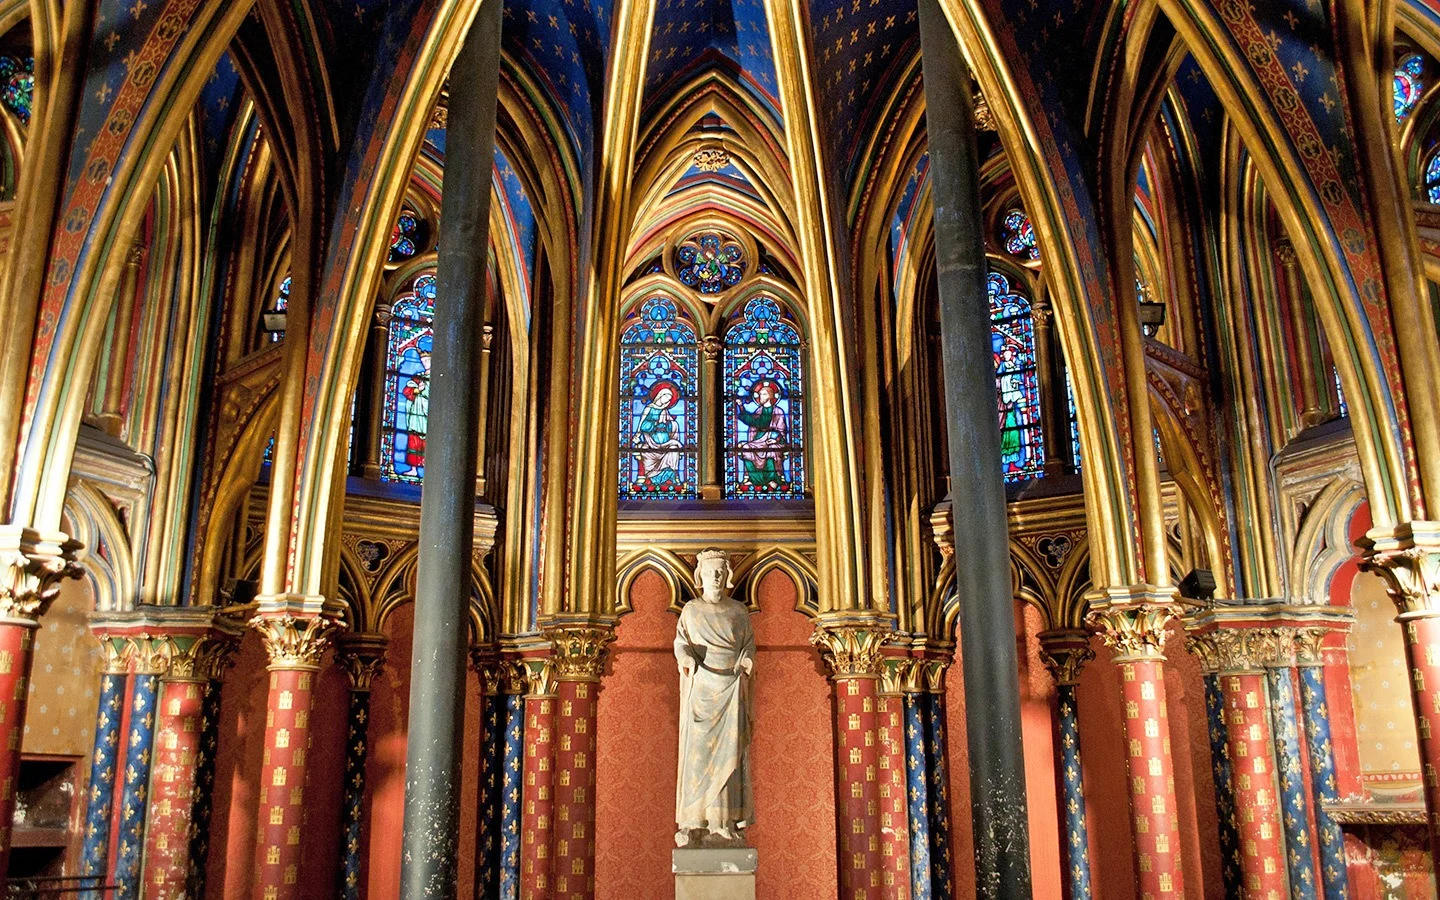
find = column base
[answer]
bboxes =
[674,848,757,900]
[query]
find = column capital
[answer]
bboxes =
[701,333,722,361]
[1038,629,1094,685]
[92,605,247,679]
[250,594,346,671]
[522,657,558,697]
[335,633,389,692]
[810,620,889,679]
[1185,628,1272,674]
[1084,585,1182,662]
[1272,238,1298,266]
[0,525,82,625]
[541,622,615,682]
[1360,521,1440,617]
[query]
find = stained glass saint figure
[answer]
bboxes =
[381,273,436,482]
[620,296,699,498]
[989,272,1044,481]
[723,296,805,498]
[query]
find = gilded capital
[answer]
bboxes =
[810,623,888,679]
[522,657,558,697]
[1038,629,1094,685]
[1293,627,1329,666]
[542,624,616,682]
[336,633,389,692]
[0,526,83,626]
[702,334,723,362]
[1185,628,1270,674]
[1272,238,1298,266]
[250,596,345,670]
[1360,522,1440,618]
[1085,587,1181,662]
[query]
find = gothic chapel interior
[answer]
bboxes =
[8,0,1440,897]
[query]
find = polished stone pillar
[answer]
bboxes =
[915,0,1032,888]
[520,660,557,897]
[1037,630,1095,900]
[1294,630,1350,900]
[813,623,888,900]
[1088,594,1185,899]
[544,624,615,900]
[0,526,79,874]
[399,2,503,894]
[336,634,388,900]
[250,600,345,900]
[877,665,911,899]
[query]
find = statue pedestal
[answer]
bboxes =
[673,848,757,900]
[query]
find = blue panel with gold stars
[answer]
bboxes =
[1269,668,1319,898]
[642,0,780,121]
[1202,674,1243,898]
[186,681,224,899]
[1299,665,1349,900]
[79,673,125,892]
[477,692,506,894]
[113,673,158,900]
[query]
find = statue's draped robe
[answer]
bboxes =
[675,597,756,833]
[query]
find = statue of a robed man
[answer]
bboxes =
[675,549,756,847]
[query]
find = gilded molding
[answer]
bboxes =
[810,623,888,679]
[336,633,389,692]
[542,624,616,682]
[250,596,346,670]
[1359,521,1440,617]
[1085,586,1182,662]
[1037,629,1094,685]
[0,526,83,626]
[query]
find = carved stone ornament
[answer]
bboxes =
[542,624,616,682]
[250,610,344,671]
[1185,628,1276,674]
[1359,521,1440,618]
[336,633,389,692]
[691,146,731,172]
[1037,629,1094,685]
[0,526,83,626]
[1293,627,1329,666]
[522,657,558,696]
[1085,587,1182,662]
[166,634,241,681]
[810,623,888,679]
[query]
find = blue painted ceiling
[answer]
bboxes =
[642,0,781,120]
[502,0,614,166]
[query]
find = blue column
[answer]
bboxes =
[1053,683,1093,900]
[339,687,374,900]
[1298,662,1350,900]
[925,691,953,900]
[475,685,504,897]
[498,692,525,900]
[1268,666,1320,898]
[903,692,933,900]
[185,678,224,899]
[112,672,159,900]
[78,672,125,897]
[1201,673,1243,898]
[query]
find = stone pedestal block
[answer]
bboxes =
[674,848,757,900]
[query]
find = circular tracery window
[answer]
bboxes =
[675,231,745,294]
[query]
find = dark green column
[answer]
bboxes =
[399,2,504,896]
[916,0,1033,895]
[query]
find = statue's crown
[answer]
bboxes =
[696,548,728,565]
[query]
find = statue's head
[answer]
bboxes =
[693,549,733,603]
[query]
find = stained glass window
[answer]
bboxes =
[389,212,419,263]
[990,272,1044,482]
[723,296,805,498]
[619,296,699,499]
[1427,152,1440,204]
[1065,370,1082,473]
[1396,54,1424,123]
[1001,209,1040,261]
[380,272,436,483]
[267,275,291,343]
[0,57,33,124]
[676,232,745,294]
[1334,367,1348,418]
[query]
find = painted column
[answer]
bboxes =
[112,642,164,900]
[94,244,145,436]
[877,663,911,900]
[0,526,79,874]
[78,649,127,895]
[1272,239,1326,427]
[472,650,503,899]
[398,1,503,894]
[901,687,934,900]
[1294,629,1350,900]
[921,665,953,900]
[1087,595,1185,899]
[335,634,388,900]
[813,623,888,900]
[699,334,723,499]
[1029,301,1068,477]
[1038,630,1095,900]
[498,677,526,900]
[249,601,345,900]
[186,666,227,899]
[1264,640,1319,898]
[1200,672,1243,898]
[520,660,557,897]
[544,624,615,900]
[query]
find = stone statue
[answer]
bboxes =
[675,549,756,847]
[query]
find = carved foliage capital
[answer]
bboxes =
[543,624,616,682]
[336,634,389,691]
[1361,523,1440,617]
[810,624,887,679]
[1038,630,1094,685]
[0,527,83,625]
[250,612,343,670]
[1086,601,1179,662]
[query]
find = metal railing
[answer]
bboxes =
[5,876,114,898]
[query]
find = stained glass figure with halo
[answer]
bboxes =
[676,232,746,294]
[990,272,1045,482]
[381,273,436,483]
[723,296,805,499]
[620,296,699,499]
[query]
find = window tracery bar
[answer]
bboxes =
[619,295,700,499]
[722,295,805,499]
[989,272,1045,482]
[380,272,436,483]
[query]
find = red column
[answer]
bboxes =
[0,527,79,873]
[1220,670,1287,898]
[1089,599,1185,900]
[876,680,910,900]
[543,624,614,900]
[521,663,557,897]
[249,602,344,900]
[813,623,888,900]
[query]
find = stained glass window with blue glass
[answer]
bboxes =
[389,213,420,263]
[723,296,805,499]
[1065,370,1082,473]
[990,272,1044,481]
[620,296,699,499]
[1427,153,1440,204]
[1001,209,1040,261]
[268,275,291,343]
[676,232,745,294]
[0,57,33,124]
[381,272,436,483]
[1396,54,1424,123]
